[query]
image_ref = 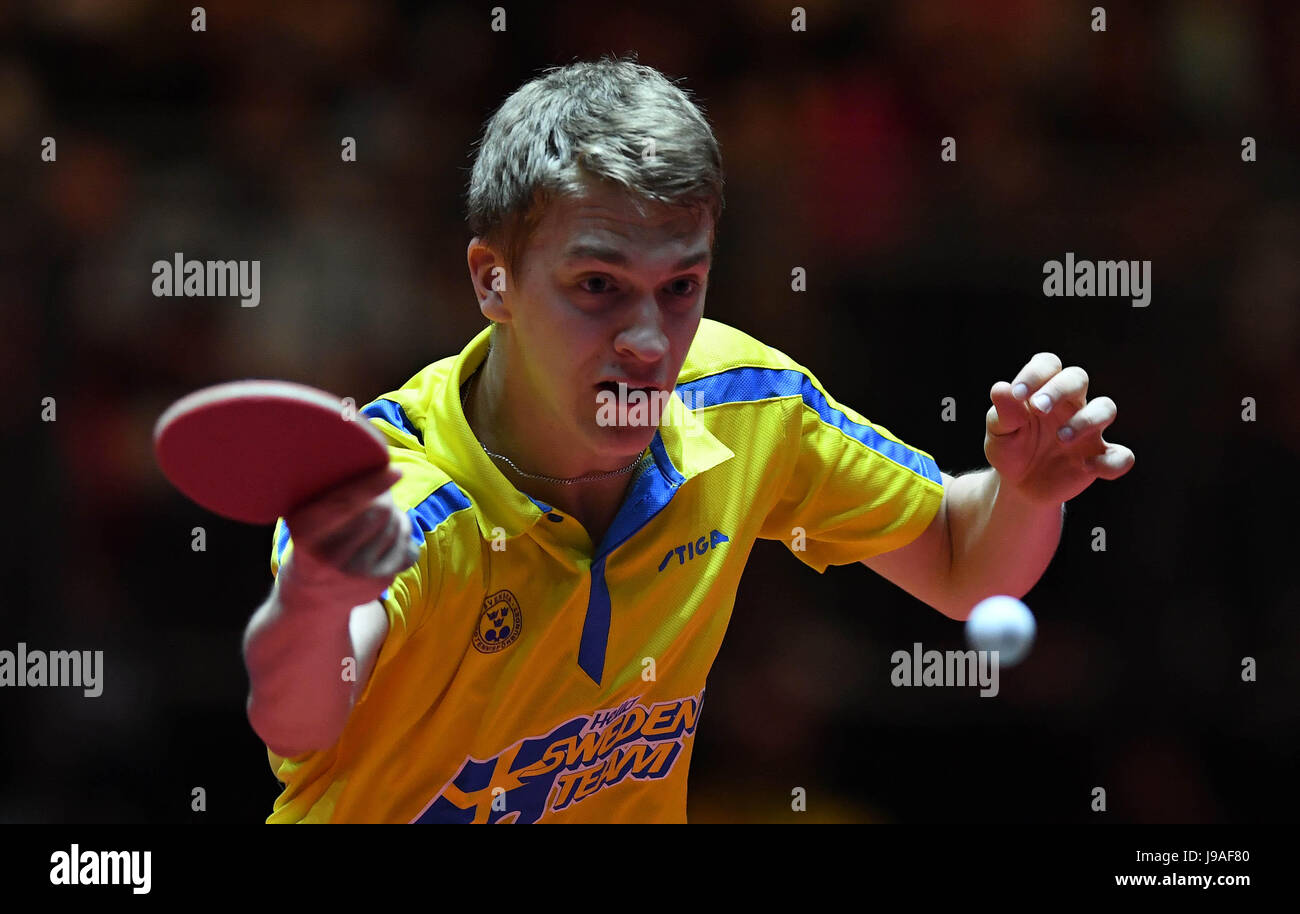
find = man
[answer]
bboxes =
[242,57,1135,823]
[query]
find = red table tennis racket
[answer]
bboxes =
[153,380,390,524]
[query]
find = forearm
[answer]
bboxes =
[943,467,1064,618]
[242,578,358,757]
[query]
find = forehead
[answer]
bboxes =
[530,180,713,262]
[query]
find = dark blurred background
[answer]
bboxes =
[2,0,1297,823]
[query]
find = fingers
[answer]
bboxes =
[1057,395,1117,444]
[287,464,401,551]
[1085,442,1135,479]
[274,464,419,613]
[361,512,420,579]
[307,497,394,566]
[278,491,417,610]
[340,506,400,575]
[987,381,1029,436]
[989,363,1087,435]
[1026,365,1089,415]
[1009,353,1064,406]
[344,506,416,578]
[995,353,1134,492]
[328,495,399,568]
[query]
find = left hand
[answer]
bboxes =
[984,352,1135,506]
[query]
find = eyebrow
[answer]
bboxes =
[562,244,711,272]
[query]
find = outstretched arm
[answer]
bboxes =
[863,352,1134,620]
[864,468,1065,620]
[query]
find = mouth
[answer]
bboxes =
[595,380,666,397]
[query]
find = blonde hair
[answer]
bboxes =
[466,55,725,277]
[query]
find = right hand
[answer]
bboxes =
[276,465,419,612]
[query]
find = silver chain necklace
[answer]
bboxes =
[461,357,650,486]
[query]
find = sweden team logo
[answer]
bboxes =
[472,590,522,653]
[411,690,705,823]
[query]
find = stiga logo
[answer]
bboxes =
[412,690,704,823]
[658,529,729,572]
[472,590,522,653]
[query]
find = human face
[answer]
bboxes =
[502,180,712,464]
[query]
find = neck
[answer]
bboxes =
[464,334,648,516]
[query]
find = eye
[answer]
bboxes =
[578,275,616,295]
[667,277,701,298]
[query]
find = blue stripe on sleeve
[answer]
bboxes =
[274,520,292,564]
[361,399,424,445]
[274,480,471,567]
[676,367,942,485]
[408,481,473,546]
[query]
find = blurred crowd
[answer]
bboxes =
[2,0,1297,822]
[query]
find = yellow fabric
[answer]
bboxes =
[262,318,944,822]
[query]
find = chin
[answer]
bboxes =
[586,421,657,462]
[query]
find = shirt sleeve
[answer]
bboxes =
[260,439,448,785]
[758,368,946,573]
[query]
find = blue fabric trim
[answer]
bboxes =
[361,399,424,446]
[677,367,942,484]
[577,430,684,686]
[408,481,473,545]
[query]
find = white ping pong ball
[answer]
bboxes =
[965,595,1036,667]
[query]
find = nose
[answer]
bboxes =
[613,293,669,363]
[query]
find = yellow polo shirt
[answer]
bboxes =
[265,318,944,822]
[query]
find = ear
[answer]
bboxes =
[467,237,512,324]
